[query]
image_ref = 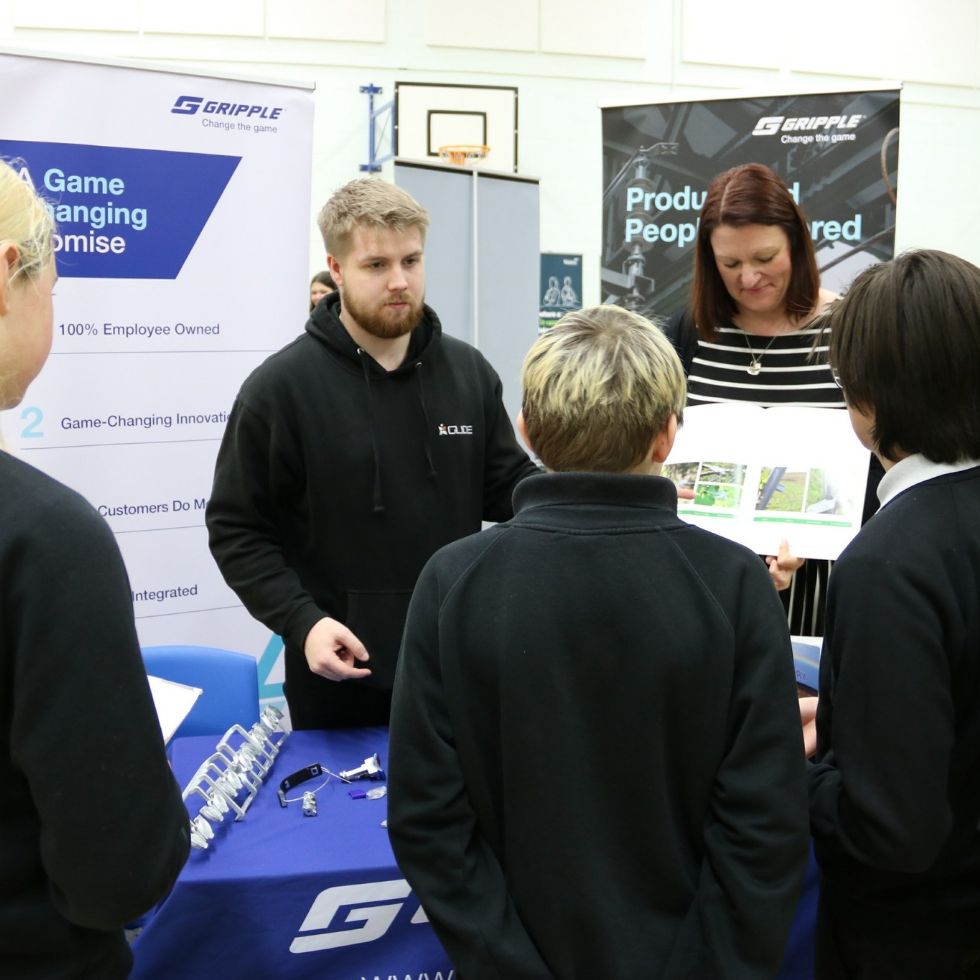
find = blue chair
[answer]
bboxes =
[141,645,260,740]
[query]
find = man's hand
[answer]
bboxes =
[799,696,819,758]
[303,617,372,681]
[766,538,805,592]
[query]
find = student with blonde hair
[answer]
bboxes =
[0,159,189,977]
[389,304,809,979]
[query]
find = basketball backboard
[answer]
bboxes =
[395,81,518,173]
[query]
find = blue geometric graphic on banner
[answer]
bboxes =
[0,139,240,280]
[257,633,285,700]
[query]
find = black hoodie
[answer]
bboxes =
[206,292,536,694]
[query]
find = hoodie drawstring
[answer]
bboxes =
[358,350,386,514]
[415,362,438,481]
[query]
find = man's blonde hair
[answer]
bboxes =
[521,306,686,472]
[317,178,429,260]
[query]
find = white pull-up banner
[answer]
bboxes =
[0,51,315,702]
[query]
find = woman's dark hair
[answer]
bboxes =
[310,270,336,311]
[691,163,820,341]
[829,249,980,463]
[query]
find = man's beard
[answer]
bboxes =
[341,290,424,340]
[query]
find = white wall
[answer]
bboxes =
[2,0,978,309]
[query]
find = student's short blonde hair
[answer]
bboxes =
[521,305,686,472]
[317,178,429,260]
[0,159,54,286]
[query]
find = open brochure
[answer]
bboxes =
[663,403,871,561]
[148,674,202,744]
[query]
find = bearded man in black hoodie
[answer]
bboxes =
[206,178,536,729]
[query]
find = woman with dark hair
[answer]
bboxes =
[667,162,879,634]
[309,269,336,312]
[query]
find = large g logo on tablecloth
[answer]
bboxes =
[290,879,427,953]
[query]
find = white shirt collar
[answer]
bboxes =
[877,453,980,509]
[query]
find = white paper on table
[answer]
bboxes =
[148,674,203,744]
[664,403,871,561]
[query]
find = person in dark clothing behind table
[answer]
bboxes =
[805,250,980,979]
[389,305,810,980]
[0,159,189,978]
[663,163,883,636]
[206,178,536,730]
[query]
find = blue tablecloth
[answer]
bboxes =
[131,726,818,979]
[130,728,453,980]
[778,847,819,980]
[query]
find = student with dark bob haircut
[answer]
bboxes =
[807,248,980,978]
[828,248,980,464]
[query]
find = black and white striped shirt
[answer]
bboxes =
[686,322,845,409]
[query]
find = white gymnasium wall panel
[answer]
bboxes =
[797,0,979,88]
[12,0,138,32]
[142,0,264,37]
[425,0,538,52]
[892,91,980,259]
[680,0,785,69]
[540,0,650,59]
[266,0,386,43]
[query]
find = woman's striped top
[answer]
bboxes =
[686,320,845,409]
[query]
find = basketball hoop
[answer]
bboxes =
[437,144,491,166]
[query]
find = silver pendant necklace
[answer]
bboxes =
[739,329,780,376]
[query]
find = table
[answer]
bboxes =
[132,727,818,980]
[778,849,819,980]
[130,728,453,980]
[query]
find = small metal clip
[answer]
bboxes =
[301,791,318,817]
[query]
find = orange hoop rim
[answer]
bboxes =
[437,144,491,166]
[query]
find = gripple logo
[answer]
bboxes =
[752,114,863,136]
[171,94,283,119]
[290,880,428,954]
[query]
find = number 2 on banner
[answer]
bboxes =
[20,406,44,439]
